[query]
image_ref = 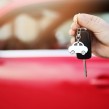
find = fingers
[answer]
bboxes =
[69,14,80,36]
[68,14,80,45]
[75,14,107,33]
[69,29,75,36]
[69,13,108,43]
[69,13,109,58]
[92,38,109,58]
[69,22,79,36]
[69,13,108,36]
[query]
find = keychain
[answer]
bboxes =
[68,28,88,55]
[68,28,92,77]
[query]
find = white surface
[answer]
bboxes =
[0,49,75,58]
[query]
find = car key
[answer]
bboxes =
[68,28,92,77]
[76,28,92,77]
[76,28,91,59]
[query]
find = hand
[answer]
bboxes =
[69,13,109,58]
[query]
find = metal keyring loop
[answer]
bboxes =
[76,28,81,41]
[76,34,81,41]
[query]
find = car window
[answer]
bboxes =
[79,43,83,46]
[74,43,77,46]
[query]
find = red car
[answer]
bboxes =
[0,0,109,109]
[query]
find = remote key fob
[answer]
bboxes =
[76,28,92,59]
[68,27,92,77]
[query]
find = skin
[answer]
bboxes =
[69,14,109,58]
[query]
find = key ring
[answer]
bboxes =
[76,29,81,42]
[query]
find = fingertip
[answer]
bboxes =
[69,29,75,36]
[70,22,80,30]
[73,14,78,24]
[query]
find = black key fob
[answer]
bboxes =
[76,28,92,59]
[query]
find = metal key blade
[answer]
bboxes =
[83,59,87,77]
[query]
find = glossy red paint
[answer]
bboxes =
[0,57,109,109]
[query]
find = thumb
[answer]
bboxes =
[76,14,107,33]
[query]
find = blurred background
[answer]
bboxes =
[0,0,109,50]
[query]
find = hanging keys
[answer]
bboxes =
[77,28,91,77]
[68,28,92,77]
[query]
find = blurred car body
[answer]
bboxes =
[0,55,109,109]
